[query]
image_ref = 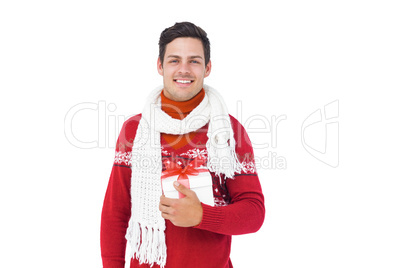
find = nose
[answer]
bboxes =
[178,62,191,74]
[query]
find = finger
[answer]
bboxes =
[173,181,194,197]
[160,210,171,220]
[160,195,175,206]
[159,202,165,212]
[159,202,173,215]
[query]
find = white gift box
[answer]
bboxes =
[161,171,215,207]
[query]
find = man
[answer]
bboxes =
[101,22,265,268]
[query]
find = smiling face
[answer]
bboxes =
[157,37,211,102]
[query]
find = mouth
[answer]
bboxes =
[174,79,194,86]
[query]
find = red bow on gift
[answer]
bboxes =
[161,156,209,198]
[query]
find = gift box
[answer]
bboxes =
[161,159,215,207]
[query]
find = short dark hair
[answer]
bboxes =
[158,22,210,67]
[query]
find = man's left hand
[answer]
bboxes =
[159,181,203,227]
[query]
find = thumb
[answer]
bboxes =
[174,181,193,196]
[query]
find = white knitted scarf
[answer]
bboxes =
[125,84,242,267]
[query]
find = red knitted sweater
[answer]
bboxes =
[101,91,265,268]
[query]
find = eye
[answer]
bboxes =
[190,60,199,64]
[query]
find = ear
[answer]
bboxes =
[204,60,212,78]
[157,57,164,76]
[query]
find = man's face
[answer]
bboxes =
[157,37,211,102]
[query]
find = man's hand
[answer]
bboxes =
[159,181,203,227]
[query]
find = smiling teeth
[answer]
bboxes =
[176,80,192,84]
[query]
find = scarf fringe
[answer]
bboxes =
[126,221,167,268]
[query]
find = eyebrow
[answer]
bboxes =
[167,55,204,60]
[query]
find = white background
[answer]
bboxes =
[1,0,401,267]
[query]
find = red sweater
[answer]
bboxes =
[101,92,265,268]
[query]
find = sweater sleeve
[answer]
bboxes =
[101,115,141,268]
[195,116,265,235]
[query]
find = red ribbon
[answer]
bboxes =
[161,157,209,198]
